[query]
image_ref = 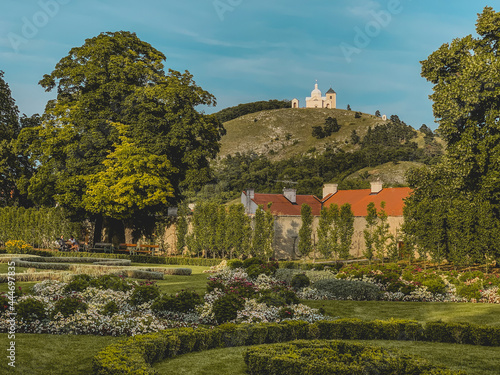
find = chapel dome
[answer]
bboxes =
[311,83,321,97]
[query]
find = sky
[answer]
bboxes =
[0,0,496,130]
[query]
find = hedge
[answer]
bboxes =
[92,319,500,374]
[244,340,464,375]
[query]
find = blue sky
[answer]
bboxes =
[0,0,495,130]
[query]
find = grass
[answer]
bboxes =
[153,340,500,375]
[303,300,500,327]
[0,333,122,375]
[0,263,212,295]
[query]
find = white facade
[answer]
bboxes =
[292,82,336,109]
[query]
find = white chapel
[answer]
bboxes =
[292,82,336,109]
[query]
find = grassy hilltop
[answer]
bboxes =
[217,107,441,187]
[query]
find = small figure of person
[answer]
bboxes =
[57,235,68,251]
[69,236,79,252]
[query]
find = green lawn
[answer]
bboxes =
[153,340,500,375]
[303,300,500,327]
[0,333,122,375]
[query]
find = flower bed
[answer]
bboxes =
[279,263,500,303]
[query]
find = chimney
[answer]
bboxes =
[370,181,383,194]
[244,189,255,213]
[283,188,297,204]
[323,183,338,198]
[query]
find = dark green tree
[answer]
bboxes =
[311,125,325,139]
[338,203,355,260]
[21,31,224,240]
[350,129,360,145]
[323,117,340,136]
[298,203,313,258]
[405,7,500,265]
[363,202,377,263]
[175,201,189,254]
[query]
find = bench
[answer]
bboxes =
[117,243,160,256]
[91,242,114,253]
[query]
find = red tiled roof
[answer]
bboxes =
[252,194,322,216]
[247,187,411,217]
[323,187,411,217]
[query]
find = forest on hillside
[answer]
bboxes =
[192,117,443,201]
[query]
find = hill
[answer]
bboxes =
[219,108,438,162]
[219,108,393,161]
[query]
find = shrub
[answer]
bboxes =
[244,340,463,375]
[228,259,244,269]
[422,278,447,295]
[102,301,119,316]
[64,274,92,293]
[151,290,202,315]
[291,273,310,289]
[0,294,10,314]
[313,279,382,301]
[456,284,482,301]
[89,274,132,292]
[5,240,33,254]
[130,284,160,306]
[16,298,47,322]
[212,294,245,323]
[53,296,88,318]
[247,264,267,279]
[243,257,264,268]
[257,292,286,307]
[278,307,295,320]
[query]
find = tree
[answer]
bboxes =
[226,203,251,258]
[323,117,340,136]
[363,202,377,263]
[252,204,274,259]
[311,125,325,139]
[83,122,175,220]
[21,31,224,241]
[338,203,354,259]
[0,70,26,206]
[298,204,313,258]
[317,206,334,259]
[405,7,500,265]
[372,201,392,264]
[175,202,189,254]
[350,130,360,145]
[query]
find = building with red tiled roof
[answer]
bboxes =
[241,182,411,259]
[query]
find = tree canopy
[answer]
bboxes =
[20,31,224,221]
[404,7,500,264]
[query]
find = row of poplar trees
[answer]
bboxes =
[176,201,274,259]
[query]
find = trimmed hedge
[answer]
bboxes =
[92,319,500,374]
[244,340,464,375]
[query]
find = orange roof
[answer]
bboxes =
[252,194,322,216]
[323,187,411,217]
[246,187,411,217]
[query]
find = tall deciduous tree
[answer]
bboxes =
[175,201,189,254]
[298,203,313,258]
[21,31,224,240]
[405,7,500,265]
[338,203,354,260]
[226,203,251,259]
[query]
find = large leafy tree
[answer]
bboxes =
[0,71,35,206]
[404,7,500,264]
[21,31,224,238]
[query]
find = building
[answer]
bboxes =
[241,182,411,259]
[292,82,336,109]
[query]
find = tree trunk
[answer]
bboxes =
[93,214,103,245]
